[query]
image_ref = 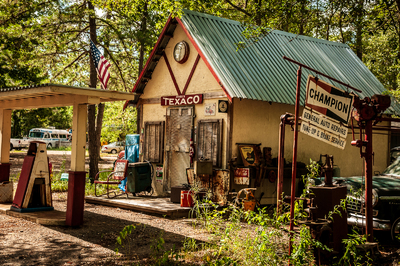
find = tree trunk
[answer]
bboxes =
[96,103,104,160]
[137,3,147,134]
[395,0,400,61]
[355,0,364,60]
[299,0,305,35]
[255,0,262,26]
[88,1,99,182]
[138,3,147,75]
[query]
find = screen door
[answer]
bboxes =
[164,106,193,192]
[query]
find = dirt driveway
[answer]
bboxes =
[1,151,207,265]
[8,150,116,178]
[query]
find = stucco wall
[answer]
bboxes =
[231,98,390,177]
[140,24,229,195]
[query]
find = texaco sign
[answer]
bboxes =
[161,94,203,106]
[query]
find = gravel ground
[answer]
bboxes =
[1,151,209,265]
[0,192,209,266]
[3,151,400,265]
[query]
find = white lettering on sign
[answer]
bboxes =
[302,109,348,138]
[300,121,346,149]
[305,75,354,125]
[161,94,203,106]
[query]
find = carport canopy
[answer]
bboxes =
[0,84,137,226]
[0,83,137,170]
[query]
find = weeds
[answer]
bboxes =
[111,160,376,265]
[115,224,137,260]
[339,228,372,266]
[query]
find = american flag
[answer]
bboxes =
[90,40,111,89]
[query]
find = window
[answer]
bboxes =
[143,121,165,163]
[196,119,222,167]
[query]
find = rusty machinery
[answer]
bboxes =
[308,155,347,255]
[351,94,391,242]
[280,56,391,258]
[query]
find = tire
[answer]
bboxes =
[10,143,13,151]
[47,143,52,149]
[391,217,400,243]
[111,149,117,154]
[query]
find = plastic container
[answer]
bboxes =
[125,134,140,163]
[180,190,194,207]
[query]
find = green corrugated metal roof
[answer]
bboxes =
[181,9,400,114]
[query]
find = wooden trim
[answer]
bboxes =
[143,121,165,163]
[176,18,232,102]
[139,91,228,105]
[226,100,233,168]
[182,54,201,95]
[196,119,223,168]
[218,118,223,168]
[163,52,182,96]
[0,109,11,164]
[160,121,165,163]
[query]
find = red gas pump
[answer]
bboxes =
[11,141,53,212]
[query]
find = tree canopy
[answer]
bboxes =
[2,0,400,175]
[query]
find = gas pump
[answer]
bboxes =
[11,141,53,212]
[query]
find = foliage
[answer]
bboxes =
[11,108,72,138]
[0,0,49,88]
[115,225,182,265]
[187,196,324,265]
[115,224,137,260]
[101,101,137,143]
[339,229,372,266]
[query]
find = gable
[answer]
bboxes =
[141,24,222,100]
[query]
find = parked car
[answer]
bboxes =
[101,141,125,154]
[335,156,400,243]
[390,146,400,163]
[10,138,29,150]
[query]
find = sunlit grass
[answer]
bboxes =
[51,169,119,196]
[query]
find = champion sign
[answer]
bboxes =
[161,94,203,106]
[305,75,354,125]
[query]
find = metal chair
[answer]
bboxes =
[94,159,129,198]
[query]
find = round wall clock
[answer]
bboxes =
[173,41,190,64]
[218,100,228,113]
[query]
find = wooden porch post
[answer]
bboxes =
[0,109,12,182]
[66,103,87,226]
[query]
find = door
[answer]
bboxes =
[165,106,193,192]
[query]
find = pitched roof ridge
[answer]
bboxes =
[182,9,349,48]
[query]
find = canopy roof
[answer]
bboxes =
[0,84,137,109]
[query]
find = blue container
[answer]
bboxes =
[125,134,140,163]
